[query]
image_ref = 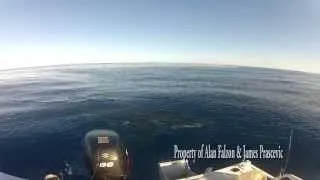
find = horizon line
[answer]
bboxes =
[0,62,318,75]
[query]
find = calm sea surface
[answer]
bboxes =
[0,64,319,180]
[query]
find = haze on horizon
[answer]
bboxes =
[0,0,319,73]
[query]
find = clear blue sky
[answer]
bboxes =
[0,0,319,72]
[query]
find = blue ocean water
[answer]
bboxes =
[0,64,319,180]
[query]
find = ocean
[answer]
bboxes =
[0,64,319,180]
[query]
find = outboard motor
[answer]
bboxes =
[84,130,130,180]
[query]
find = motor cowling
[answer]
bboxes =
[84,130,130,180]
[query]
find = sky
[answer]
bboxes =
[0,0,319,72]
